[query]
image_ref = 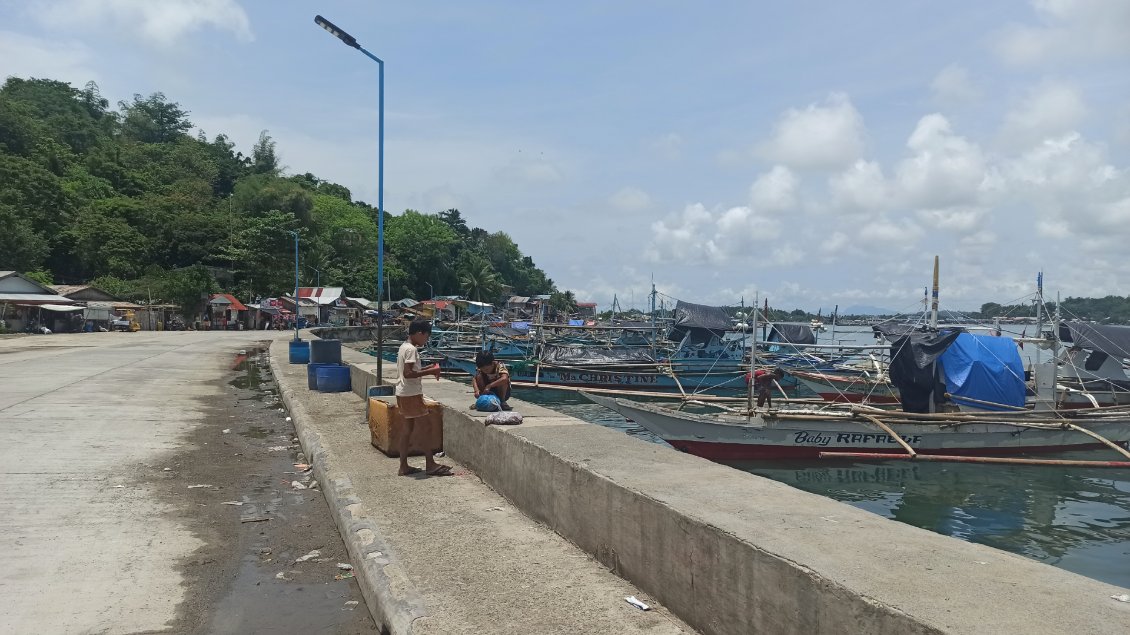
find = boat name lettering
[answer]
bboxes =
[558,371,658,385]
[792,431,922,446]
[793,431,833,446]
[834,432,922,445]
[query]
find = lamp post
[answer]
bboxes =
[426,282,433,301]
[314,14,387,382]
[287,230,300,341]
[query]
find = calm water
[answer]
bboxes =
[516,371,1130,590]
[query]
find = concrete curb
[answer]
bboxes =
[269,341,428,635]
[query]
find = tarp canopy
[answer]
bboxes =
[669,301,731,341]
[872,323,922,341]
[17,303,83,312]
[1061,322,1130,360]
[939,333,1026,410]
[540,345,655,365]
[767,323,816,345]
[888,329,963,413]
[487,326,526,338]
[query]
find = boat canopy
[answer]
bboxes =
[1061,322,1130,360]
[889,330,962,413]
[766,323,816,345]
[541,344,655,365]
[939,333,1026,411]
[669,301,731,341]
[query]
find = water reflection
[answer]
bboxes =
[518,387,1130,589]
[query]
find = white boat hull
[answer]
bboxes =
[584,394,1130,461]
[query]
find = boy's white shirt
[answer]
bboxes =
[395,341,423,396]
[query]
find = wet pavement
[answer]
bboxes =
[0,332,376,634]
[162,346,376,634]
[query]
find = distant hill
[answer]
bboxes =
[840,304,897,316]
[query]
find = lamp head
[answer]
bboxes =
[314,15,360,49]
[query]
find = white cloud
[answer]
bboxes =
[28,0,253,44]
[829,160,888,212]
[749,165,799,212]
[894,114,993,209]
[930,64,979,105]
[915,207,987,232]
[996,0,1130,65]
[648,132,683,160]
[756,93,866,170]
[646,202,781,265]
[0,31,97,85]
[857,217,924,245]
[609,186,652,212]
[999,80,1087,149]
[771,244,804,266]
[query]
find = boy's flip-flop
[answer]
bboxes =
[426,465,454,477]
[399,466,423,476]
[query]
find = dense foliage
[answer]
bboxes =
[981,297,1130,324]
[0,77,555,315]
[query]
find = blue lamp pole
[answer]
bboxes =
[286,230,300,341]
[314,14,386,381]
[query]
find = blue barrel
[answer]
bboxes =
[288,340,310,364]
[307,363,336,389]
[316,365,351,392]
[310,339,343,364]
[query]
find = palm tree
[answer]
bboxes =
[459,262,501,302]
[549,290,577,316]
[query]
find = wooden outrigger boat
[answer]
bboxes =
[583,393,1130,464]
[585,264,1130,467]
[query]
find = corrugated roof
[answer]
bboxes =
[0,293,75,303]
[508,296,530,304]
[49,284,90,296]
[209,293,248,311]
[297,287,344,305]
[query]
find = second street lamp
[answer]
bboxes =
[314,14,387,381]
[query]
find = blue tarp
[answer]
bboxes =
[939,333,1025,410]
[510,322,530,331]
[568,319,585,326]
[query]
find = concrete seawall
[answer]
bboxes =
[337,344,1130,634]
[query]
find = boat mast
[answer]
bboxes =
[748,293,759,417]
[929,255,940,329]
[1034,271,1043,366]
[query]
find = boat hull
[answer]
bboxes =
[584,393,1130,461]
[446,357,749,396]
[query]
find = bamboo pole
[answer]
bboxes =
[1061,422,1130,461]
[818,452,1130,468]
[858,414,917,456]
[943,392,1029,411]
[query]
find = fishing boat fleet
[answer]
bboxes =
[371,259,1130,466]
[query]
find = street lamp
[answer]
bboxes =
[286,230,300,341]
[426,282,433,300]
[314,14,387,382]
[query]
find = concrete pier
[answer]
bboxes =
[308,339,1130,635]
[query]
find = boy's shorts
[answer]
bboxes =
[397,394,428,419]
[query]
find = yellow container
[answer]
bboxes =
[368,397,444,457]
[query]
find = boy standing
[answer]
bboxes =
[396,319,451,476]
[472,350,512,410]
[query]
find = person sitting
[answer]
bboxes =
[473,351,512,411]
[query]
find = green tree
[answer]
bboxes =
[549,290,577,314]
[251,130,279,175]
[119,93,192,143]
[384,210,457,298]
[459,258,502,302]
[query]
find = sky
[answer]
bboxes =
[2,0,1129,313]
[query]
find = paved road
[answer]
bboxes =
[0,331,372,634]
